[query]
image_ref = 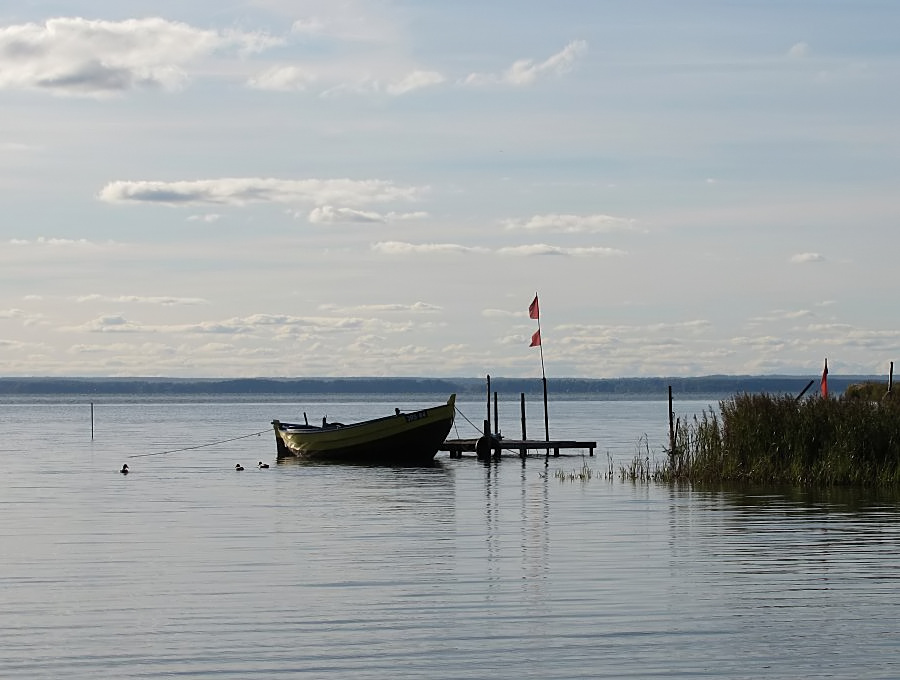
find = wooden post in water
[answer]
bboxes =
[520,393,527,458]
[485,374,491,438]
[890,361,894,394]
[493,392,499,437]
[668,386,675,453]
[493,391,501,458]
[91,402,94,441]
[542,376,549,444]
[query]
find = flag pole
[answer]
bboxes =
[530,292,549,443]
[539,326,549,443]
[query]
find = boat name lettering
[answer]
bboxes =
[404,409,428,422]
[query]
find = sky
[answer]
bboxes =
[1,1,899,379]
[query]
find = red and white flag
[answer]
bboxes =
[821,358,829,398]
[529,295,540,320]
[530,329,541,347]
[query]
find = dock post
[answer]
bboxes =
[520,393,527,458]
[477,420,491,460]
[485,375,491,438]
[668,386,675,454]
[493,391,499,439]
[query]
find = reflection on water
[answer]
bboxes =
[3,399,900,678]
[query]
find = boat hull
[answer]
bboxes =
[272,395,455,465]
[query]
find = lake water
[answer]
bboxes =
[2,394,900,679]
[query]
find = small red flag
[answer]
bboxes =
[821,358,828,398]
[530,329,541,347]
[529,295,539,320]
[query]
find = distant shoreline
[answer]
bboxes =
[0,375,878,399]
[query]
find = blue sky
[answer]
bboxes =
[1,1,898,378]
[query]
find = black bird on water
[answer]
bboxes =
[258,461,269,469]
[235,463,244,471]
[120,464,129,475]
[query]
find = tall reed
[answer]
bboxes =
[663,392,900,486]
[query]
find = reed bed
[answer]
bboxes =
[662,392,900,486]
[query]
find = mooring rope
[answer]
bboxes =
[453,404,557,457]
[129,429,271,458]
[453,404,485,438]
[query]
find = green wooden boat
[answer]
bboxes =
[272,394,456,464]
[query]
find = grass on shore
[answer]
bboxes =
[657,391,900,486]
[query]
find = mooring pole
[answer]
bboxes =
[668,386,675,453]
[485,374,491,438]
[520,393,527,439]
[542,376,549,443]
[520,393,527,458]
[91,402,94,441]
[493,391,499,437]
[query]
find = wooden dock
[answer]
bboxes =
[441,437,596,459]
[446,376,596,460]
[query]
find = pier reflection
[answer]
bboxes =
[479,458,551,618]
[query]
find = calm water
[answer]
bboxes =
[2,395,900,679]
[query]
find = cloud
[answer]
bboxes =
[247,65,317,92]
[371,241,624,257]
[9,236,93,246]
[75,294,207,306]
[372,241,486,255]
[98,177,426,207]
[748,309,815,324]
[0,17,280,97]
[6,237,120,253]
[497,244,625,257]
[307,205,428,223]
[69,314,146,333]
[187,213,222,223]
[463,40,587,87]
[308,206,385,224]
[481,309,521,318]
[502,213,635,233]
[788,42,809,59]
[61,312,412,337]
[386,70,445,95]
[790,252,825,263]
[318,302,442,314]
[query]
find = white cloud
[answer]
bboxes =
[319,302,442,314]
[69,314,146,333]
[249,63,441,97]
[308,206,385,223]
[788,42,809,59]
[463,40,587,87]
[748,309,815,324]
[790,252,825,263]
[372,241,487,255]
[481,308,532,319]
[247,64,317,92]
[386,70,445,95]
[98,177,426,207]
[187,213,222,223]
[307,205,428,223]
[75,295,207,306]
[0,17,280,97]
[371,241,624,257]
[290,19,327,36]
[502,213,635,233]
[497,244,625,257]
[8,237,94,246]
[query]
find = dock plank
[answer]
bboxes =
[441,438,596,458]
